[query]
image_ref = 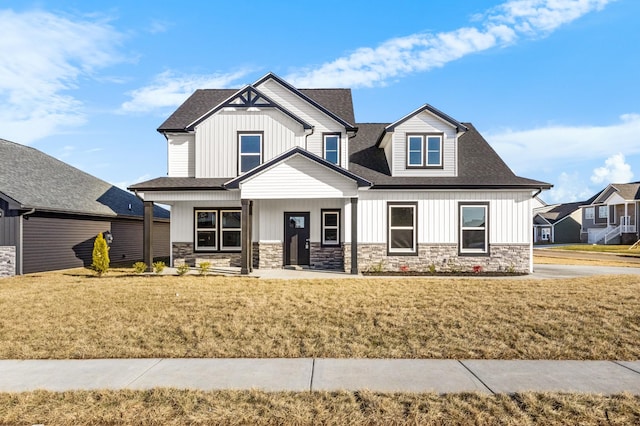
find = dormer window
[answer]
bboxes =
[238,132,263,174]
[406,133,443,168]
[323,133,340,165]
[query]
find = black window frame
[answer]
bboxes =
[194,207,242,253]
[406,133,444,169]
[321,209,341,247]
[387,202,418,256]
[238,131,264,175]
[458,202,490,256]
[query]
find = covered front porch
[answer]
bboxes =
[587,201,638,244]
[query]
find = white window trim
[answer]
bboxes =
[323,134,340,166]
[238,132,263,174]
[585,207,594,220]
[388,203,417,254]
[406,134,443,168]
[194,209,217,251]
[321,210,340,246]
[541,228,551,240]
[220,209,242,251]
[459,204,488,254]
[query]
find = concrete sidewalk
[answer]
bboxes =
[0,358,639,395]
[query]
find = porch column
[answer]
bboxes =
[350,197,358,275]
[143,201,154,272]
[241,199,252,275]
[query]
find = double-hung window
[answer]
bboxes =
[459,203,489,255]
[321,209,340,246]
[195,210,217,250]
[238,132,262,174]
[406,134,443,168]
[323,134,340,165]
[388,203,417,254]
[598,205,608,219]
[584,207,594,220]
[195,208,241,252]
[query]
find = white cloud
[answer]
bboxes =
[591,153,634,184]
[544,171,595,203]
[285,0,614,88]
[0,9,124,144]
[120,69,252,113]
[487,113,640,175]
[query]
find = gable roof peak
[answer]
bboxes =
[385,103,468,133]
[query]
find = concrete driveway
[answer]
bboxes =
[531,263,640,279]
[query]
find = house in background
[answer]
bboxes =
[0,138,170,276]
[533,202,583,244]
[130,72,550,274]
[580,182,640,244]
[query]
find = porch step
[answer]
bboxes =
[284,265,305,271]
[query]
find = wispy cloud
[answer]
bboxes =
[120,69,252,113]
[285,0,614,87]
[487,113,640,175]
[545,171,596,203]
[0,9,124,144]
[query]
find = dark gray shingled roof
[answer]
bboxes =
[536,202,583,224]
[0,138,169,218]
[158,88,356,132]
[129,177,230,191]
[349,123,552,189]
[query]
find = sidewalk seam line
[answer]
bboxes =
[125,358,164,388]
[612,361,640,376]
[458,360,495,395]
[309,358,316,392]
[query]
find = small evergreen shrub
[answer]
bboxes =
[176,264,190,276]
[91,232,110,276]
[198,261,211,276]
[153,261,166,274]
[132,262,147,274]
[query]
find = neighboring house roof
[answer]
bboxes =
[349,123,551,189]
[0,138,169,219]
[158,86,356,133]
[534,202,583,225]
[608,182,640,201]
[224,146,371,189]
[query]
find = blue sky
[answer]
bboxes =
[1,0,638,204]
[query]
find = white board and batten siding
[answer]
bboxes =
[358,190,532,244]
[256,78,349,169]
[195,110,304,178]
[167,134,195,177]
[389,112,458,177]
[240,155,358,199]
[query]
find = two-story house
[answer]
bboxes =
[129,72,551,274]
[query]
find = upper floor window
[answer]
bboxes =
[323,134,340,165]
[598,205,608,219]
[459,203,489,255]
[238,132,263,174]
[407,134,443,168]
[585,207,594,220]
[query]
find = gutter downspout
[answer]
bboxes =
[18,208,35,275]
[304,127,315,151]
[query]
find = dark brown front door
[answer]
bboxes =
[284,212,310,266]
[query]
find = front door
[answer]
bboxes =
[284,212,310,266]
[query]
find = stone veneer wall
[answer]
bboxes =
[0,246,16,278]
[309,243,343,270]
[255,242,283,269]
[344,243,530,273]
[172,242,241,267]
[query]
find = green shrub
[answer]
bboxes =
[153,261,166,274]
[176,264,190,276]
[198,261,211,276]
[91,232,110,276]
[428,263,436,274]
[132,262,147,274]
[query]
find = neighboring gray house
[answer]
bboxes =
[130,72,551,274]
[580,182,640,244]
[0,138,170,275]
[533,202,583,244]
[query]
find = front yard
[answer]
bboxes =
[1,269,638,360]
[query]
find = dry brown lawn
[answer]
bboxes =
[1,269,639,360]
[1,389,638,425]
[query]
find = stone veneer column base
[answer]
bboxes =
[256,242,283,269]
[172,242,241,268]
[309,242,343,270]
[0,246,16,277]
[345,243,531,273]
